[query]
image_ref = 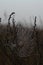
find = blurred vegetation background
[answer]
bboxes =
[0,12,43,65]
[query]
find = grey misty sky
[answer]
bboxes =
[0,0,43,22]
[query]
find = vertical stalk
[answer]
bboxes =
[33,16,40,65]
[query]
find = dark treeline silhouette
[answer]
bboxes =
[0,13,43,65]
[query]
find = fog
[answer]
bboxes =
[0,0,43,28]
